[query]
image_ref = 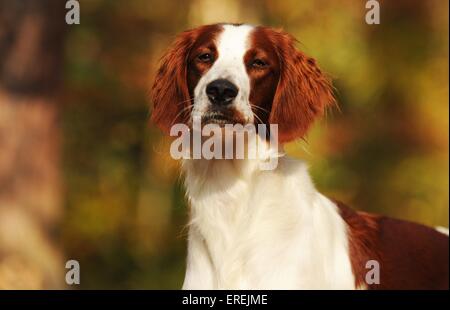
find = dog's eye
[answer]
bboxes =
[251,59,268,68]
[198,53,213,62]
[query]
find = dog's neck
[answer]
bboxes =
[181,136,286,222]
[180,140,356,289]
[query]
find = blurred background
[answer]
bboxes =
[0,0,448,289]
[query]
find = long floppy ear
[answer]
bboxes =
[268,29,336,143]
[151,30,197,133]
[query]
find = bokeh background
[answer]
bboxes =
[0,0,448,289]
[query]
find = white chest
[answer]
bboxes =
[181,158,356,289]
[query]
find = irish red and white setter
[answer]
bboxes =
[151,23,449,290]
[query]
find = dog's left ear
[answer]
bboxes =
[267,29,336,143]
[151,29,197,134]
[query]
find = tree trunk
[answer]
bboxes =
[0,0,65,289]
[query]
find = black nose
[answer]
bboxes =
[206,79,238,105]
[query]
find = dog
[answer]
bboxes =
[151,23,449,289]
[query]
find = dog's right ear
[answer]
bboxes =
[151,30,197,134]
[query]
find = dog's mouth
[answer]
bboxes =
[201,110,238,126]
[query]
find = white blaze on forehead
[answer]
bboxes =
[213,24,253,85]
[192,24,255,123]
[216,24,254,62]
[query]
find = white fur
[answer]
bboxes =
[191,24,255,124]
[181,136,356,289]
[181,24,356,290]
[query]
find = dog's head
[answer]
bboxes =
[151,23,335,143]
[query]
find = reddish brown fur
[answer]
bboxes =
[151,24,222,133]
[245,28,280,127]
[260,27,336,143]
[186,26,222,99]
[336,201,449,290]
[152,24,335,142]
[246,26,336,142]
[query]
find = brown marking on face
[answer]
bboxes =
[151,24,223,133]
[187,26,223,99]
[245,27,281,127]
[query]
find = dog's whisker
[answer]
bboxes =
[178,98,195,105]
[253,113,265,125]
[249,104,270,114]
[170,104,194,126]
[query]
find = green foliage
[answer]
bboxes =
[61,0,449,289]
